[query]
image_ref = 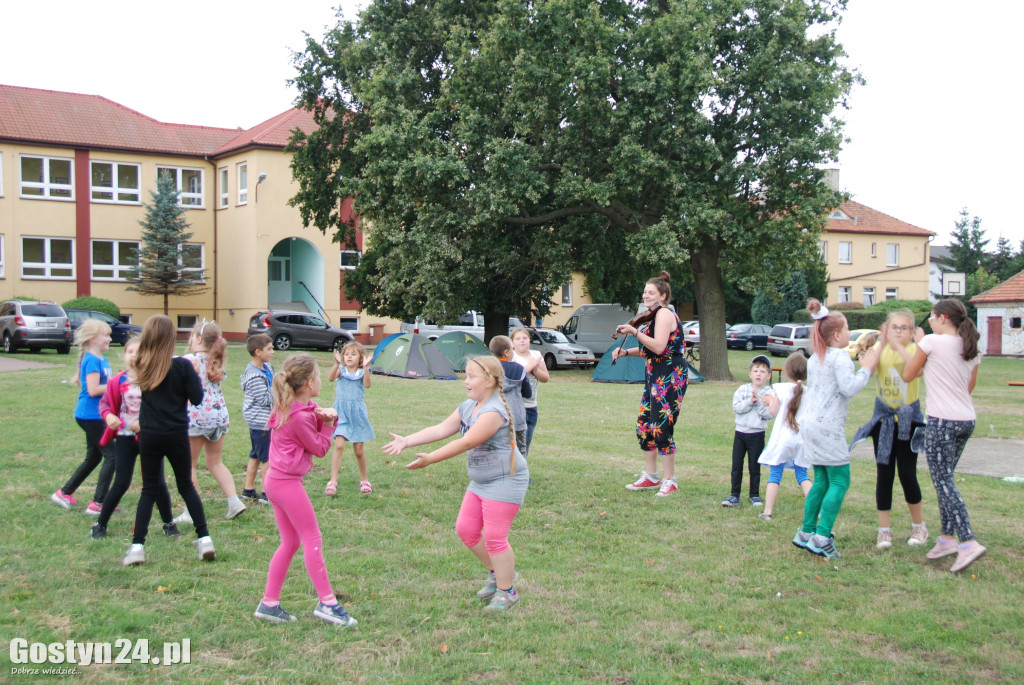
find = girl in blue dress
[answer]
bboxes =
[325,341,376,495]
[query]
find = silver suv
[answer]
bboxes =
[0,300,72,354]
[247,310,354,351]
[767,323,812,358]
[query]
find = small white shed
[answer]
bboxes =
[970,270,1024,357]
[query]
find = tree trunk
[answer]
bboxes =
[163,292,169,316]
[691,237,733,381]
[483,310,511,347]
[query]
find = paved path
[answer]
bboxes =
[0,356,61,371]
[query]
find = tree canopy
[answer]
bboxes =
[289,0,855,377]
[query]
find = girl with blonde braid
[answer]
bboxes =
[383,356,529,611]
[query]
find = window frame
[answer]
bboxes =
[863,287,875,307]
[179,243,205,282]
[885,287,898,301]
[818,240,828,260]
[90,160,141,204]
[156,166,204,208]
[838,241,852,264]
[870,242,877,258]
[0,234,5,279]
[91,239,140,281]
[560,283,573,307]
[886,243,899,267]
[237,162,248,205]
[0,151,4,197]
[21,236,75,279]
[838,286,851,303]
[219,167,229,208]
[340,250,361,270]
[177,315,198,331]
[20,155,74,200]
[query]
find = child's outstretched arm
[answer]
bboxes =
[382,409,462,457]
[362,354,372,388]
[766,391,781,417]
[329,349,342,382]
[405,412,505,470]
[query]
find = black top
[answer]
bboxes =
[140,356,203,434]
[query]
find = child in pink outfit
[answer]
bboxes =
[253,353,358,627]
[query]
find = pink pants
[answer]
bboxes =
[455,490,521,555]
[262,474,334,604]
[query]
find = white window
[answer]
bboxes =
[818,240,827,260]
[237,163,248,205]
[177,315,198,331]
[157,166,204,207]
[179,243,205,280]
[870,242,877,258]
[337,316,359,331]
[561,283,572,306]
[0,234,5,278]
[340,250,361,270]
[21,236,74,279]
[20,155,74,200]
[838,241,852,264]
[863,287,875,306]
[886,287,898,301]
[219,168,229,208]
[0,151,4,196]
[887,243,899,267]
[90,161,140,203]
[838,286,851,303]
[91,240,139,280]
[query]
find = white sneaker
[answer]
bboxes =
[225,500,247,520]
[123,544,145,566]
[907,525,929,547]
[173,509,193,525]
[193,536,216,562]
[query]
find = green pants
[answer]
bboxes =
[802,464,850,538]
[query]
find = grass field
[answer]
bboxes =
[1,345,1022,683]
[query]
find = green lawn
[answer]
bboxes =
[1,346,1022,683]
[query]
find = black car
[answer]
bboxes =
[0,300,72,353]
[247,311,354,351]
[726,323,772,351]
[65,309,143,345]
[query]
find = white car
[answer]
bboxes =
[682,321,729,346]
[527,327,597,369]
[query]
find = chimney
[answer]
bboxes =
[823,168,840,191]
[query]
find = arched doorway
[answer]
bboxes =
[267,237,326,318]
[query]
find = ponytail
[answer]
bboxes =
[782,352,807,432]
[932,299,979,361]
[192,320,227,382]
[271,353,318,426]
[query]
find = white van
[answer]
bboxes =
[561,304,636,356]
[401,311,526,341]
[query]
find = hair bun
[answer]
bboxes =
[659,270,671,283]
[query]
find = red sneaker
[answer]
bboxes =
[626,472,661,491]
[50,489,74,509]
[85,501,103,516]
[655,479,678,497]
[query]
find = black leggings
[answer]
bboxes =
[871,423,923,512]
[62,418,116,502]
[133,430,208,544]
[97,435,173,529]
[731,431,764,498]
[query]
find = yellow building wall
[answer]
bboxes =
[823,232,931,304]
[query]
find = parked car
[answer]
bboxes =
[247,311,354,351]
[65,309,142,345]
[726,323,772,351]
[767,323,813,357]
[526,327,597,369]
[401,311,526,341]
[0,300,72,354]
[844,329,880,359]
[682,321,729,346]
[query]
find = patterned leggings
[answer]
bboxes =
[925,417,975,542]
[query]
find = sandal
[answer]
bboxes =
[359,480,373,494]
[324,481,338,496]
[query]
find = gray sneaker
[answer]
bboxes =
[226,500,247,520]
[476,571,520,600]
[193,536,216,562]
[484,589,519,611]
[750,496,763,507]
[313,602,358,627]
[792,529,813,550]
[757,513,772,521]
[721,496,740,507]
[123,544,145,566]
[254,602,297,624]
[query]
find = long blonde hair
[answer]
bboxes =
[782,352,807,432]
[191,319,227,383]
[271,353,319,426]
[135,315,176,391]
[72,318,112,386]
[467,356,518,476]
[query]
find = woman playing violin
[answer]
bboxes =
[612,271,689,497]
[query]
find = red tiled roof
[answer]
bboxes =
[825,199,935,237]
[0,84,314,158]
[970,269,1024,304]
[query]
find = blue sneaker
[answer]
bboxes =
[807,534,843,559]
[721,495,740,507]
[792,530,813,551]
[313,602,358,627]
[254,602,297,624]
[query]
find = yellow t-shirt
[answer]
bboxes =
[874,342,919,410]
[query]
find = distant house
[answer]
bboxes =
[820,199,935,305]
[970,270,1024,357]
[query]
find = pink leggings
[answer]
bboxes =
[455,490,521,555]
[262,474,334,604]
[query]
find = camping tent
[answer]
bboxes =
[370,333,457,380]
[371,333,403,363]
[591,335,705,383]
[433,331,489,371]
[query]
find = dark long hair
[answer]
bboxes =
[782,353,807,432]
[932,299,979,361]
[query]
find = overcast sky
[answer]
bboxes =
[4,0,1022,248]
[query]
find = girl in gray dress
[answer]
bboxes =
[383,356,528,611]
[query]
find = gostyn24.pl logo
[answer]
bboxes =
[10,638,190,669]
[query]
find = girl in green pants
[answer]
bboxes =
[792,299,879,559]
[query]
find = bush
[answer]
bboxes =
[61,296,120,319]
[790,299,931,332]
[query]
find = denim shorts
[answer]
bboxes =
[188,425,228,441]
[248,428,270,463]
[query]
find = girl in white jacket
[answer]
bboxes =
[758,353,812,520]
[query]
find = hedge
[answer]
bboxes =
[790,299,932,332]
[61,296,120,319]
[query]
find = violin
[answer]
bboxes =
[610,304,662,365]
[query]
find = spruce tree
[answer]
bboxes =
[127,175,208,314]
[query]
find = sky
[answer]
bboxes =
[4,1,1022,248]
